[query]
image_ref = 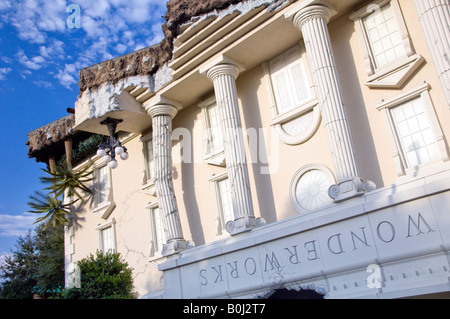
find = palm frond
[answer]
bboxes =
[40,162,94,201]
[27,191,76,229]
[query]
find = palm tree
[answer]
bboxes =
[40,162,93,201]
[28,131,95,229]
[28,162,94,229]
[27,191,74,229]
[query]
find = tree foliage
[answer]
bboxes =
[27,191,72,228]
[0,224,64,299]
[0,231,38,299]
[28,162,93,229]
[40,162,93,201]
[64,251,138,299]
[34,224,65,297]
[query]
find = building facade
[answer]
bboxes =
[28,0,450,298]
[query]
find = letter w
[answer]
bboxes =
[407,213,435,238]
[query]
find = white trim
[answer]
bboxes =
[198,96,226,166]
[377,82,449,176]
[140,132,156,195]
[289,163,336,214]
[262,43,320,145]
[350,0,420,88]
[209,172,232,238]
[95,218,117,253]
[146,202,167,263]
[92,162,115,219]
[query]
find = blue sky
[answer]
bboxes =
[0,0,166,265]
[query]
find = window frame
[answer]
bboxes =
[140,132,157,196]
[209,171,234,237]
[95,218,116,253]
[146,202,167,261]
[377,82,450,176]
[92,162,115,219]
[262,43,320,145]
[350,0,424,88]
[198,96,226,166]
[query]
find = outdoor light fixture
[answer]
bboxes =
[96,118,129,169]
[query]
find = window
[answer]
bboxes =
[199,97,225,166]
[143,136,155,182]
[350,0,424,88]
[101,227,115,252]
[93,164,110,206]
[209,172,234,236]
[147,203,167,258]
[140,133,157,196]
[268,45,311,114]
[391,97,439,167]
[377,83,449,176]
[290,164,335,213]
[262,44,320,145]
[206,102,223,151]
[92,163,115,219]
[362,3,406,69]
[96,219,116,253]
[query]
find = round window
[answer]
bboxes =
[290,164,335,213]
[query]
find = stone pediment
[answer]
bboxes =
[365,54,425,89]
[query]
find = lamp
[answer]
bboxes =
[97,118,129,169]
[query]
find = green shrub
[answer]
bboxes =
[64,251,138,299]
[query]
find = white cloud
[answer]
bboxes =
[33,80,52,88]
[55,63,80,89]
[115,43,127,54]
[39,39,65,59]
[12,18,46,44]
[0,213,37,238]
[2,0,167,89]
[0,67,11,80]
[1,56,12,64]
[35,0,66,32]
[0,252,11,279]
[20,69,32,79]
[4,0,66,44]
[16,49,45,70]
[0,0,11,11]
[0,252,11,265]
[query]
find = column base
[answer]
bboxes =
[162,239,194,257]
[226,216,266,236]
[328,177,376,203]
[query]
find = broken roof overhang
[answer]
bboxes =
[74,0,291,136]
[77,0,249,96]
[30,0,357,159]
[26,114,75,163]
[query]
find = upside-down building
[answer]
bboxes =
[27,0,450,298]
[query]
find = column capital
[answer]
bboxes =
[146,104,178,118]
[206,64,241,82]
[200,55,245,82]
[292,5,332,30]
[144,96,182,119]
[285,1,336,30]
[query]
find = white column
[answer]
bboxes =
[145,103,187,256]
[287,3,375,202]
[414,0,450,108]
[202,59,265,235]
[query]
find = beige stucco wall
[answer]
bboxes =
[68,0,450,298]
[333,1,450,188]
[70,136,165,295]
